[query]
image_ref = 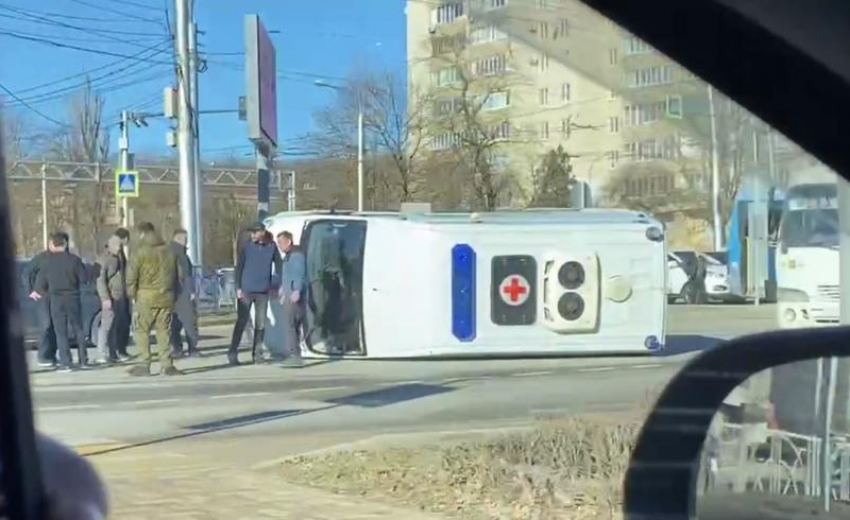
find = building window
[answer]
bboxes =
[624,35,652,55]
[431,132,461,151]
[667,95,683,118]
[609,48,618,65]
[560,119,571,138]
[624,101,668,125]
[470,24,506,45]
[490,0,507,8]
[609,116,620,133]
[539,87,549,106]
[435,97,462,116]
[474,54,508,75]
[560,82,571,103]
[432,67,462,87]
[626,66,673,88]
[433,33,466,54]
[538,53,550,72]
[537,0,548,7]
[608,151,619,170]
[483,91,510,110]
[433,3,464,25]
[490,121,511,140]
[557,18,569,38]
[540,121,550,140]
[537,21,549,40]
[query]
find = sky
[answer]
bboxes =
[0,0,407,161]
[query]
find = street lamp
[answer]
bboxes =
[314,80,364,212]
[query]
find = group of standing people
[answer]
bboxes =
[228,221,307,368]
[28,222,198,376]
[28,219,305,374]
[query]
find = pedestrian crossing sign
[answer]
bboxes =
[116,170,139,198]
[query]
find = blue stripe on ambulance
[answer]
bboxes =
[451,244,476,342]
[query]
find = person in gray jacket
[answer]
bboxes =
[169,228,200,357]
[276,230,306,367]
[95,232,131,364]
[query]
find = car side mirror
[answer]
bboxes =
[624,327,850,520]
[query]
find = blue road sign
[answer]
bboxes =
[116,170,139,198]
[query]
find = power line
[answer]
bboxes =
[0,7,167,49]
[0,30,174,64]
[0,7,165,37]
[66,0,161,24]
[0,3,161,24]
[9,39,172,97]
[0,82,68,127]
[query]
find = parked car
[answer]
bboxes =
[19,257,102,352]
[667,250,734,304]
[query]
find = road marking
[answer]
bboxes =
[377,380,423,387]
[579,366,616,373]
[632,364,663,370]
[133,399,179,405]
[292,385,348,394]
[511,371,554,378]
[40,404,101,412]
[211,392,272,400]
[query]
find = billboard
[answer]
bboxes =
[245,15,278,150]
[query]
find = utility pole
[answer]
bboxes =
[40,163,48,250]
[175,0,199,265]
[357,110,364,212]
[119,110,131,228]
[187,2,203,267]
[708,85,723,251]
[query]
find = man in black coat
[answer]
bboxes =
[169,228,200,357]
[27,233,69,367]
[36,232,89,372]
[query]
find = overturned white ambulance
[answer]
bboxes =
[260,208,667,359]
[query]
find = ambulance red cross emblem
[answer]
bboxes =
[499,275,530,306]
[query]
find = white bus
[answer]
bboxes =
[777,181,840,328]
[261,209,667,358]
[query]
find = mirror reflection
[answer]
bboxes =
[697,357,850,518]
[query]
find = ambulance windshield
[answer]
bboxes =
[302,220,367,355]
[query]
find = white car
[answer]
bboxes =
[667,251,732,304]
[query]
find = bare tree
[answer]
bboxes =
[423,51,529,211]
[36,78,112,258]
[309,70,431,207]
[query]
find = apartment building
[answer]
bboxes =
[406,0,712,209]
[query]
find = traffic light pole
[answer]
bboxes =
[119,110,131,228]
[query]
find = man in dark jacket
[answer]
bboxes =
[95,231,132,364]
[112,227,132,358]
[229,222,282,365]
[169,228,199,357]
[276,230,307,368]
[36,232,88,372]
[27,235,66,367]
[127,222,183,377]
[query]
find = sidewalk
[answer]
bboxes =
[90,443,445,520]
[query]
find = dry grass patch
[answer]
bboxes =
[275,417,642,519]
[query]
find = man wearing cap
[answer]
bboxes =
[228,222,282,365]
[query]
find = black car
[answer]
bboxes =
[18,258,102,351]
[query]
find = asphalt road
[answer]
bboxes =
[29,303,779,465]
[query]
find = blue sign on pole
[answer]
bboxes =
[115,170,139,198]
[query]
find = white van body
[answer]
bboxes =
[259,209,667,358]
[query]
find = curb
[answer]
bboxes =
[251,424,535,470]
